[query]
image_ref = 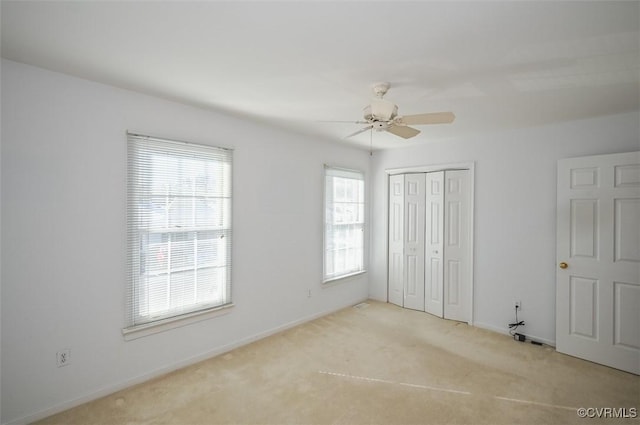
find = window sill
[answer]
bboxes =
[323,270,367,286]
[122,303,234,341]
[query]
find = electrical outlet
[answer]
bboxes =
[56,349,71,367]
[515,301,522,311]
[307,289,312,298]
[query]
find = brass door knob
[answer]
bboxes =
[559,262,568,269]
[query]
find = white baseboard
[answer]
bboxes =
[473,321,556,347]
[5,299,367,425]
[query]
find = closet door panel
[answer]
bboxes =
[425,171,445,317]
[404,174,426,311]
[388,174,405,307]
[443,170,471,322]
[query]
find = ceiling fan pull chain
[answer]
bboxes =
[370,127,373,156]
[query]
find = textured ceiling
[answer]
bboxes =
[2,1,639,150]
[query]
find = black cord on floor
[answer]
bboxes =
[508,306,525,337]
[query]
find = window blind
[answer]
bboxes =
[126,133,232,328]
[324,166,365,282]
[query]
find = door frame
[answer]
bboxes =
[385,161,476,325]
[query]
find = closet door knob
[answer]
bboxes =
[559,262,568,269]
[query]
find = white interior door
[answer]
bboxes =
[425,171,444,317]
[403,174,426,311]
[388,174,405,307]
[557,151,640,374]
[443,170,471,323]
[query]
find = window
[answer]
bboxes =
[126,133,232,330]
[323,166,365,282]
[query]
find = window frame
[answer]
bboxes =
[323,165,366,284]
[124,133,233,339]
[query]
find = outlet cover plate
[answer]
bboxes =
[56,349,71,367]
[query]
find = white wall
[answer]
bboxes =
[369,111,639,344]
[3,57,639,425]
[0,43,3,425]
[0,59,370,425]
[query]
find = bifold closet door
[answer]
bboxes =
[388,174,404,307]
[424,170,471,322]
[425,172,445,317]
[443,170,471,323]
[403,174,426,311]
[388,170,470,320]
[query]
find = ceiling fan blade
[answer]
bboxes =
[318,120,370,124]
[345,125,373,138]
[387,125,420,139]
[397,112,455,126]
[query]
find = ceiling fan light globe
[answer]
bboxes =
[373,121,388,130]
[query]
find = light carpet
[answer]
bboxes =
[36,300,639,424]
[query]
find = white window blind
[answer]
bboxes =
[324,166,365,282]
[126,133,232,329]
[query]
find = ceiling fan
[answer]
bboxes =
[341,82,455,139]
